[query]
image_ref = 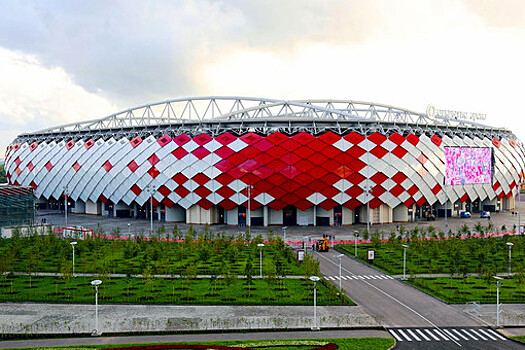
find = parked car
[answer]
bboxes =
[480,211,491,218]
[460,211,471,218]
[426,213,436,221]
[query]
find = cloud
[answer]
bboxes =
[0,47,117,157]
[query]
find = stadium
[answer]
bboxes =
[4,97,525,227]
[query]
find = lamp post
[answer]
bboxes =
[146,185,155,235]
[336,254,345,290]
[354,231,359,257]
[70,241,77,277]
[64,185,68,227]
[309,276,320,330]
[246,185,253,228]
[257,243,264,278]
[507,242,514,275]
[494,276,504,328]
[282,226,287,245]
[402,244,409,280]
[91,279,102,336]
[127,223,131,238]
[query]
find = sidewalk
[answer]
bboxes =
[0,303,380,335]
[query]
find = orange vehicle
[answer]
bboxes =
[316,235,330,252]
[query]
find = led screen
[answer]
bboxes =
[445,147,492,185]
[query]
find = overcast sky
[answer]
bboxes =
[1,0,525,158]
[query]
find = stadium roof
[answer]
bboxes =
[17,97,511,142]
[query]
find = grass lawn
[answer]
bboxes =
[407,276,525,303]
[14,338,395,350]
[511,336,525,342]
[337,235,525,276]
[0,275,354,305]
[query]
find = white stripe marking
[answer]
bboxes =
[470,329,487,341]
[443,329,460,341]
[386,275,394,279]
[363,275,371,279]
[452,329,469,341]
[462,329,478,340]
[369,275,377,279]
[416,329,431,341]
[334,276,341,280]
[406,329,421,341]
[477,329,497,340]
[434,329,450,341]
[397,329,413,341]
[358,276,365,279]
[485,329,506,340]
[424,329,441,341]
[340,276,347,280]
[389,329,403,342]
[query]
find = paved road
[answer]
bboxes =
[315,250,525,349]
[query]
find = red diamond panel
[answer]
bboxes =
[173,134,191,146]
[30,181,37,190]
[348,146,366,158]
[172,147,188,159]
[346,186,364,198]
[349,159,366,172]
[322,146,342,159]
[390,185,404,197]
[128,160,139,172]
[228,153,247,166]
[335,165,353,179]
[85,139,94,150]
[510,139,517,148]
[460,193,469,202]
[192,147,211,159]
[158,185,171,197]
[311,153,328,166]
[416,196,427,206]
[295,199,312,211]
[175,185,190,198]
[192,173,210,186]
[404,198,415,207]
[14,167,21,176]
[30,142,38,151]
[371,185,386,197]
[14,157,21,166]
[99,195,108,203]
[344,132,365,144]
[318,132,341,145]
[309,139,327,152]
[344,199,361,210]
[130,136,142,148]
[323,173,341,186]
[492,138,501,148]
[215,146,235,159]
[407,185,419,196]
[157,135,172,147]
[392,146,408,158]
[347,172,365,185]
[217,186,236,199]
[194,133,212,146]
[266,132,288,145]
[148,167,160,178]
[282,153,301,165]
[371,172,388,185]
[215,159,234,172]
[268,199,287,211]
[309,166,328,179]
[282,166,300,179]
[294,159,315,172]
[216,132,236,146]
[253,153,273,166]
[219,199,237,210]
[431,135,442,146]
[254,180,273,192]
[228,167,244,179]
[72,162,80,172]
[267,159,287,172]
[268,186,287,199]
[283,180,301,193]
[492,182,500,191]
[162,198,175,208]
[307,179,329,192]
[266,146,288,159]
[370,146,388,159]
[295,173,315,186]
[239,146,261,159]
[27,162,34,171]
[431,184,442,195]
[194,186,212,198]
[131,185,142,196]
[369,198,383,210]
[294,187,315,199]
[240,173,259,185]
[389,133,405,145]
[172,173,188,185]
[368,132,387,145]
[102,161,112,172]
[66,140,75,150]
[292,132,315,145]
[240,132,262,145]
[253,139,273,152]
[392,172,408,184]
[295,146,315,159]
[253,166,272,179]
[215,173,234,186]
[198,198,214,210]
[319,198,338,210]
[407,133,419,146]
[148,154,160,166]
[281,139,300,151]
[417,153,428,165]
[320,186,339,199]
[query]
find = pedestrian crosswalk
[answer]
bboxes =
[325,274,394,281]
[388,327,507,343]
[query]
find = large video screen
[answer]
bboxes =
[445,147,493,185]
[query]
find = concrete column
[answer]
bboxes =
[313,206,317,226]
[263,206,268,227]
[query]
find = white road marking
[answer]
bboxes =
[416,329,432,341]
[397,329,413,341]
[443,329,460,341]
[469,329,487,341]
[452,329,470,340]
[485,328,506,340]
[406,329,421,341]
[461,329,478,340]
[477,328,497,340]
[389,329,404,342]
[434,329,451,341]
[425,329,441,341]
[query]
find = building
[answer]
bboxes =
[4,97,525,226]
[0,185,34,228]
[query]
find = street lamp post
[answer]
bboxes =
[282,226,287,245]
[354,231,359,257]
[146,185,155,235]
[309,276,320,330]
[91,279,102,336]
[257,243,265,278]
[507,242,514,275]
[494,276,504,328]
[127,223,131,237]
[247,185,253,228]
[70,241,77,277]
[402,244,409,280]
[64,185,68,227]
[336,254,345,290]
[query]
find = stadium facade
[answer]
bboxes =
[4,97,525,227]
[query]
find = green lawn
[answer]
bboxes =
[0,275,354,306]
[13,338,395,350]
[338,234,525,276]
[407,276,525,303]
